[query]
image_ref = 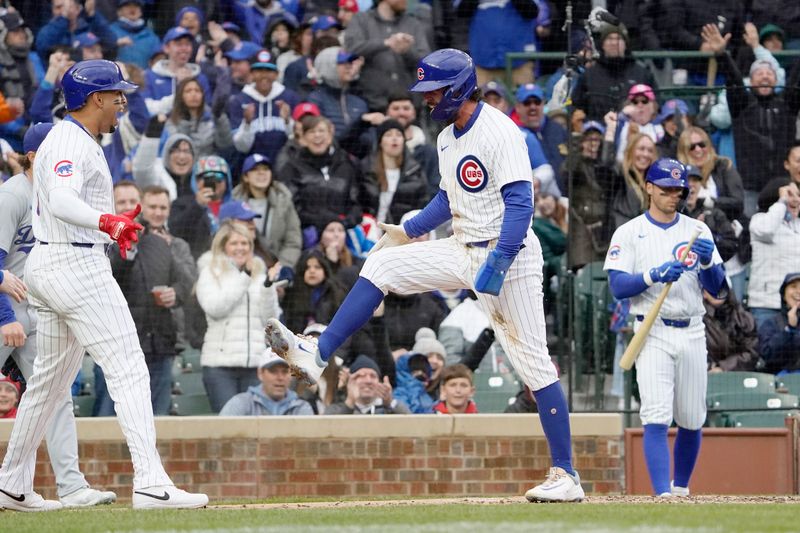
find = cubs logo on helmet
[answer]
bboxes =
[54,160,74,178]
[456,155,488,193]
[417,67,424,80]
[672,242,698,269]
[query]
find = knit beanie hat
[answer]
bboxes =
[376,119,404,142]
[412,327,446,360]
[349,354,381,378]
[600,23,629,47]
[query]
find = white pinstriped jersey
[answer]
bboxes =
[32,119,113,244]
[437,102,532,244]
[603,213,723,318]
[0,174,34,277]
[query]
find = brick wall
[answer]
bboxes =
[0,414,624,501]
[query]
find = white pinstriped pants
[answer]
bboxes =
[361,231,558,391]
[0,243,172,493]
[0,300,89,497]
[635,319,708,429]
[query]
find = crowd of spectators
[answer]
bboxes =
[1,0,800,418]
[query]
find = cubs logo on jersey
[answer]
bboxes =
[54,160,73,178]
[672,241,698,269]
[456,155,488,193]
[607,244,621,261]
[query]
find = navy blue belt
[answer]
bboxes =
[40,241,110,253]
[636,315,691,328]
[466,241,527,250]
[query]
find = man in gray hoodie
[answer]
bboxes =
[219,351,314,415]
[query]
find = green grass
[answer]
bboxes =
[3,503,800,533]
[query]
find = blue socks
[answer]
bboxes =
[673,427,701,488]
[317,277,384,361]
[643,424,670,494]
[533,382,575,476]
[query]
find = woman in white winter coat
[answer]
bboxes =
[196,221,281,412]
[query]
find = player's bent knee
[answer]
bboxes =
[360,255,397,294]
[639,409,674,427]
[674,415,706,431]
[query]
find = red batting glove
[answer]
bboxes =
[99,204,143,259]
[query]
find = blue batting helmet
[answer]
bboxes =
[61,60,139,112]
[409,49,477,121]
[645,158,689,196]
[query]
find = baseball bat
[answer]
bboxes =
[618,225,704,371]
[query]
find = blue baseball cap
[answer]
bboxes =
[242,153,272,173]
[311,15,341,32]
[251,49,277,70]
[655,98,690,125]
[23,123,53,153]
[582,120,605,135]
[162,26,194,46]
[117,0,144,6]
[73,32,100,49]
[176,6,204,26]
[224,41,261,62]
[221,21,242,33]
[515,83,544,103]
[336,50,359,64]
[219,200,262,222]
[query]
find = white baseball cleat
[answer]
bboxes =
[525,467,585,502]
[0,488,62,511]
[132,485,208,509]
[670,481,690,497]
[265,318,327,384]
[60,487,117,507]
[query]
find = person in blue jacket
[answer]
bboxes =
[228,49,300,163]
[759,273,800,375]
[142,27,211,116]
[34,0,117,64]
[110,0,160,69]
[392,352,435,414]
[515,83,568,195]
[231,0,298,46]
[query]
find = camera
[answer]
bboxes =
[198,172,226,200]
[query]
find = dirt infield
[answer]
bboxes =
[214,495,800,510]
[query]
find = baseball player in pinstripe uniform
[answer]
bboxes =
[604,158,726,497]
[267,49,584,502]
[0,123,118,509]
[0,60,207,511]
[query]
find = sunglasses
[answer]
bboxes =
[689,141,707,151]
[522,98,543,106]
[632,97,649,105]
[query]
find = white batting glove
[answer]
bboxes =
[369,222,411,255]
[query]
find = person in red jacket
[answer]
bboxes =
[0,375,21,419]
[433,364,478,414]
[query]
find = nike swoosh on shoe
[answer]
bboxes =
[0,489,24,502]
[134,490,170,501]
